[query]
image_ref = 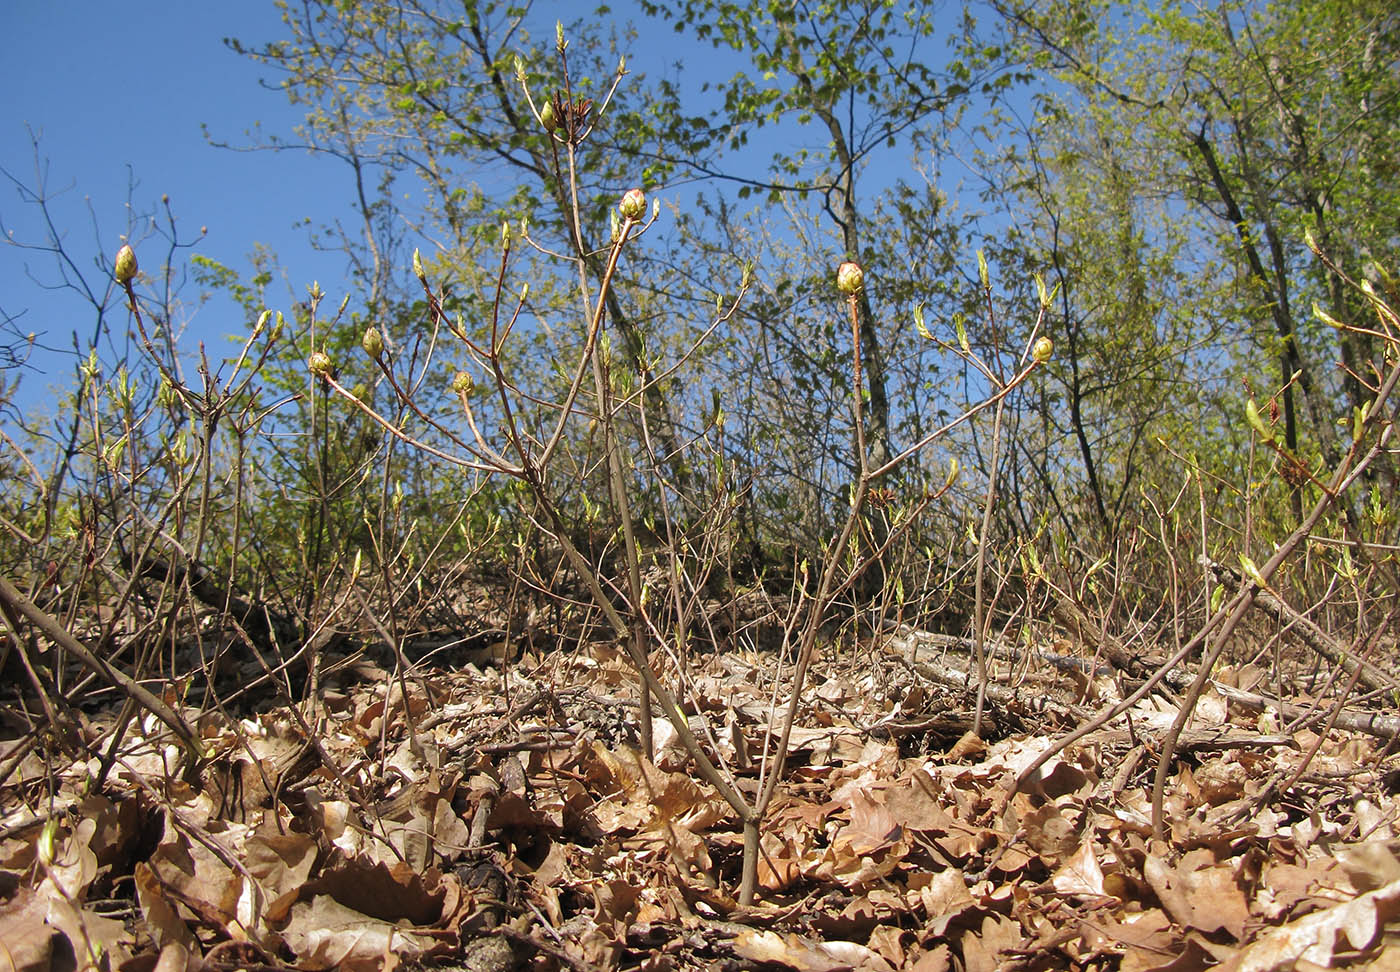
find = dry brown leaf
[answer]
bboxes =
[0,883,56,972]
[1144,852,1251,939]
[906,943,951,972]
[144,821,248,934]
[243,830,317,922]
[133,861,200,953]
[1051,839,1107,898]
[279,893,449,971]
[1336,839,1400,892]
[866,923,908,965]
[1222,877,1400,971]
[43,894,133,970]
[960,913,1022,972]
[733,928,894,972]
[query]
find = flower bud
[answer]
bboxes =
[308,351,334,377]
[361,327,384,358]
[452,371,474,395]
[836,261,864,294]
[412,247,426,283]
[114,244,138,284]
[619,188,646,221]
[1031,335,1053,364]
[540,100,558,132]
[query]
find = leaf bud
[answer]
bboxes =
[914,302,932,340]
[412,247,426,283]
[1031,335,1053,364]
[836,260,864,294]
[452,371,474,395]
[361,326,384,358]
[38,818,58,868]
[308,351,334,377]
[1312,302,1344,329]
[1245,397,1271,439]
[114,244,138,284]
[619,187,647,221]
[540,100,558,132]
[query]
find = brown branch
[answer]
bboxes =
[0,574,203,762]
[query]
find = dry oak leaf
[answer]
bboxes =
[732,928,895,972]
[1222,876,1400,972]
[1051,840,1107,898]
[0,882,55,972]
[1144,851,1251,940]
[279,894,450,972]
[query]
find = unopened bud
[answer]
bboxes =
[540,100,558,132]
[114,244,138,284]
[412,247,426,283]
[452,371,474,395]
[1031,335,1053,364]
[619,188,646,221]
[362,327,384,358]
[1245,397,1271,439]
[308,351,334,377]
[836,261,864,295]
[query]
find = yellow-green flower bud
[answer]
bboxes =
[412,247,426,283]
[540,100,558,132]
[1031,335,1053,364]
[308,351,334,377]
[836,261,864,295]
[114,244,138,284]
[452,371,474,395]
[362,327,384,358]
[619,188,646,221]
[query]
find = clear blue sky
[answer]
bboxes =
[2,2,356,418]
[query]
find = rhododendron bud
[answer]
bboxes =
[836,261,864,295]
[540,100,558,132]
[452,371,474,395]
[362,327,384,358]
[1031,335,1053,364]
[619,188,646,220]
[308,351,333,377]
[114,244,138,284]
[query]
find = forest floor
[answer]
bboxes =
[1,606,1398,972]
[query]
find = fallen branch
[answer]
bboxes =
[1211,680,1399,742]
[1201,556,1398,695]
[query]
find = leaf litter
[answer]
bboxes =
[1,626,1398,971]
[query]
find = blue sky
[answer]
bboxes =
[2,2,356,418]
[1,2,989,427]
